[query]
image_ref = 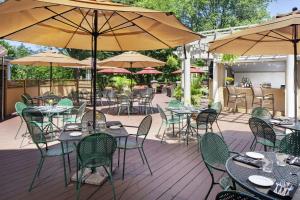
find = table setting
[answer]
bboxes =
[226,151,300,199]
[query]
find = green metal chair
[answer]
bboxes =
[22,107,52,132]
[216,191,259,200]
[65,102,87,124]
[191,109,219,151]
[157,104,181,142]
[278,131,300,157]
[76,133,117,200]
[249,117,281,151]
[210,101,224,138]
[251,107,272,120]
[57,98,73,107]
[53,98,74,126]
[117,115,153,180]
[23,119,73,191]
[200,132,234,200]
[15,102,27,139]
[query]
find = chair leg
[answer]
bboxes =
[122,148,127,180]
[157,122,163,137]
[205,172,215,200]
[161,128,167,143]
[67,153,71,173]
[29,157,44,192]
[141,147,152,175]
[138,148,145,164]
[37,158,45,177]
[118,148,120,167]
[62,153,68,187]
[216,120,224,139]
[103,166,116,200]
[76,168,84,200]
[15,119,23,139]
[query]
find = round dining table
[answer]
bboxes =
[226,152,300,200]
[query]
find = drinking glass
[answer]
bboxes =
[263,159,273,173]
[81,121,88,133]
[276,153,288,166]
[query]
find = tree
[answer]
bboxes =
[118,0,272,31]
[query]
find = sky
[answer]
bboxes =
[6,0,300,51]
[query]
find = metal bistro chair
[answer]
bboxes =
[138,95,153,114]
[21,93,37,106]
[191,109,219,151]
[117,115,153,180]
[54,98,74,126]
[65,102,87,124]
[81,110,106,127]
[157,104,181,142]
[251,86,274,115]
[249,117,281,151]
[24,120,73,191]
[227,86,247,113]
[216,191,259,200]
[278,131,300,157]
[15,102,28,139]
[251,107,272,120]
[76,133,117,200]
[200,132,235,200]
[210,101,224,138]
[117,94,131,116]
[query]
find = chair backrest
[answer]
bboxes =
[168,99,183,108]
[248,117,276,145]
[251,107,271,120]
[77,133,117,167]
[137,115,152,136]
[42,95,61,105]
[227,86,236,95]
[57,98,73,107]
[81,110,106,126]
[15,102,27,116]
[118,95,130,104]
[251,86,263,97]
[21,94,33,105]
[200,132,230,170]
[76,102,87,121]
[210,101,222,114]
[279,132,300,157]
[157,104,167,121]
[216,191,259,200]
[22,107,44,124]
[196,109,218,126]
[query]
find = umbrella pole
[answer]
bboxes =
[293,24,299,122]
[92,10,99,129]
[130,62,133,91]
[50,62,53,92]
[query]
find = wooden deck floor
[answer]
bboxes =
[0,94,258,200]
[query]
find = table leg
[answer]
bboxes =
[60,141,68,187]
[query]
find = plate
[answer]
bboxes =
[69,132,82,137]
[269,119,281,124]
[110,126,121,130]
[66,125,79,129]
[248,175,274,187]
[246,152,265,160]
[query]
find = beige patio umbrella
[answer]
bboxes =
[0,0,201,125]
[209,10,300,120]
[10,50,86,90]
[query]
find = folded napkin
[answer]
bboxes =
[286,156,300,167]
[106,121,123,128]
[268,180,297,199]
[233,155,263,168]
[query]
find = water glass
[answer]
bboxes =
[276,153,288,166]
[263,159,273,173]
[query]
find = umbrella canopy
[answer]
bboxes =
[98,67,131,74]
[209,10,300,119]
[10,50,86,90]
[172,66,205,74]
[136,67,162,75]
[0,0,200,127]
[100,51,166,68]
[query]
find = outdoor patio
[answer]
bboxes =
[0,93,256,200]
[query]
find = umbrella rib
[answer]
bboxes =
[78,8,93,31]
[45,7,92,34]
[99,15,143,35]
[241,31,271,56]
[116,12,172,48]
[100,24,136,35]
[270,30,292,41]
[64,9,91,48]
[51,17,91,34]
[209,37,242,52]
[103,13,123,51]
[256,32,290,41]
[98,11,116,33]
[0,7,77,39]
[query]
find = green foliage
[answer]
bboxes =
[221,54,239,65]
[225,77,234,85]
[193,58,205,67]
[173,84,183,100]
[111,76,136,92]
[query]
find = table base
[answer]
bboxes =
[71,166,117,185]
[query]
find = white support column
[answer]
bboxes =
[181,59,185,91]
[7,64,11,80]
[286,55,295,117]
[183,45,191,106]
[212,57,220,102]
